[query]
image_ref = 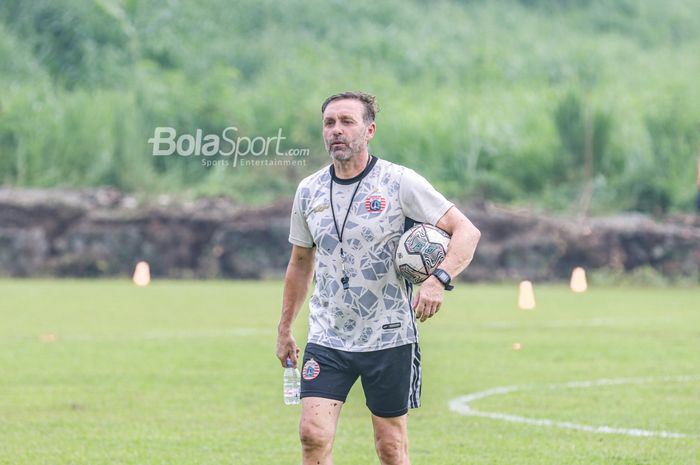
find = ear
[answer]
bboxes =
[365,121,376,141]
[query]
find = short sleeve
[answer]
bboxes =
[289,184,314,248]
[399,168,453,226]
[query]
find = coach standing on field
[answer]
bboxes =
[276,91,481,465]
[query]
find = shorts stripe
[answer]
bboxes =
[408,343,422,409]
[405,280,419,343]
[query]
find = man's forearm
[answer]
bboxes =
[278,259,314,334]
[438,217,480,278]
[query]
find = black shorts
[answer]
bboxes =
[299,342,421,418]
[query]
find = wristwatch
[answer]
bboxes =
[432,268,454,291]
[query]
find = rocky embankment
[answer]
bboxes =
[1,188,699,281]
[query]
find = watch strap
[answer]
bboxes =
[432,268,454,291]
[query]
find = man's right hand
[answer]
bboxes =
[276,331,300,368]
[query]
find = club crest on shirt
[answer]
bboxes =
[302,358,320,380]
[365,195,386,213]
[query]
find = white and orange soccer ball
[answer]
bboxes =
[394,224,451,284]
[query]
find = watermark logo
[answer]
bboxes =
[147,127,309,168]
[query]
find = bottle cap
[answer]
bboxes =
[286,358,292,368]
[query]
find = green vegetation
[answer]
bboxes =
[1,0,699,211]
[0,280,698,464]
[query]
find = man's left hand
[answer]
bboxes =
[413,276,445,322]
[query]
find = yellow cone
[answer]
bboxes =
[133,261,151,287]
[518,280,536,310]
[570,267,588,293]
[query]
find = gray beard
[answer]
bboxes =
[329,149,354,161]
[327,140,363,161]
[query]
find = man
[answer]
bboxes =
[276,91,481,465]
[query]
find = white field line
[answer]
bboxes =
[449,375,700,439]
[140,328,271,340]
[1,328,272,343]
[480,317,673,330]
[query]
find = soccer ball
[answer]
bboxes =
[394,224,450,284]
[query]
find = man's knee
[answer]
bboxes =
[299,420,334,452]
[375,434,407,464]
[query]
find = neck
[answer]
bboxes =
[333,151,370,179]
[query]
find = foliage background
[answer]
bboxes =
[1,0,699,212]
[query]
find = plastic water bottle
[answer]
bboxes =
[283,358,300,405]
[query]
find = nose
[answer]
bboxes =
[329,122,342,135]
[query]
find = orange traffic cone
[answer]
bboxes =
[133,261,151,287]
[518,280,536,310]
[570,267,588,293]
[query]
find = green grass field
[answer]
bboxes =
[1,280,698,465]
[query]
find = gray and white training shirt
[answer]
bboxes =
[289,156,453,352]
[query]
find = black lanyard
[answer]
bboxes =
[329,156,372,290]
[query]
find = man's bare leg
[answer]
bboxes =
[371,413,410,465]
[300,397,344,465]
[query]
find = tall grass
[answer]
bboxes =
[0,0,699,210]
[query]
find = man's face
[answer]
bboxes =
[322,99,375,161]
